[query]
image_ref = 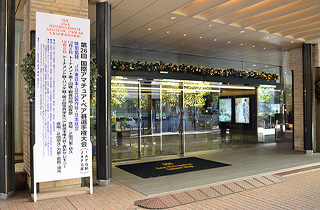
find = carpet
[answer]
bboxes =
[116,157,231,178]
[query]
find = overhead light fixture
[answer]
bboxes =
[260,85,276,88]
[240,43,243,46]
[170,16,176,20]
[184,83,255,90]
[213,39,217,42]
[240,30,245,33]
[291,41,294,43]
[160,71,168,74]
[199,36,202,39]
[112,80,139,84]
[166,31,170,34]
[227,41,231,44]
[252,45,255,48]
[267,36,271,39]
[263,47,266,50]
[184,33,187,36]
[148,28,152,31]
[253,64,256,67]
[266,66,268,68]
[209,24,214,27]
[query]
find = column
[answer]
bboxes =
[96,1,112,184]
[303,44,314,153]
[0,0,15,200]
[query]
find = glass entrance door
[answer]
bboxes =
[110,77,263,161]
[139,80,183,158]
[111,78,140,161]
[160,81,183,156]
[140,81,162,157]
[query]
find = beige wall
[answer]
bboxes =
[23,0,88,191]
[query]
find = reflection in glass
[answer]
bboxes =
[219,98,232,122]
[111,78,139,161]
[235,97,250,124]
[108,77,286,161]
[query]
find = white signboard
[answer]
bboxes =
[35,12,92,198]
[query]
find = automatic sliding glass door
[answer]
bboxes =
[140,81,162,157]
[111,77,261,161]
[111,78,140,161]
[161,81,183,156]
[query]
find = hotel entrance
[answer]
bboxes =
[109,76,282,162]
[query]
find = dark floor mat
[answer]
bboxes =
[116,157,231,178]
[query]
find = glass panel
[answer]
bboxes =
[257,86,281,143]
[140,81,161,157]
[184,81,221,152]
[111,77,139,161]
[284,70,293,139]
[161,81,181,155]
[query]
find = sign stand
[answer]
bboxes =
[33,12,93,202]
[33,145,93,202]
[33,145,37,202]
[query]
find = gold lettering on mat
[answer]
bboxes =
[155,162,194,171]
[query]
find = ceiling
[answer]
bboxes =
[88,0,320,67]
[15,0,320,67]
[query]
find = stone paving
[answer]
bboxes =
[0,180,146,210]
[161,168,320,210]
[135,175,285,209]
[1,165,320,210]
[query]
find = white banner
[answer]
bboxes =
[35,12,91,183]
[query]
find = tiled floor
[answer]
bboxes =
[1,141,320,209]
[136,174,286,209]
[113,141,320,195]
[0,180,146,210]
[1,165,320,209]
[166,168,320,210]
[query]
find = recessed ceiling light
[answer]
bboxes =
[252,45,255,48]
[184,33,187,36]
[240,30,245,33]
[263,47,266,50]
[213,39,217,42]
[170,16,176,20]
[148,28,152,31]
[199,36,202,39]
[227,41,231,44]
[267,36,271,39]
[291,41,294,43]
[253,64,256,67]
[266,66,268,68]
[166,31,170,34]
[285,51,288,53]
[209,24,214,27]
[240,43,243,46]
